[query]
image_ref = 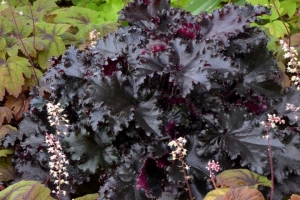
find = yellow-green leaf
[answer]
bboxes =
[12,6,45,25]
[35,22,70,38]
[0,180,55,200]
[203,188,229,200]
[281,0,297,18]
[0,4,8,12]
[0,149,13,157]
[75,22,119,45]
[35,23,70,69]
[5,0,27,7]
[51,6,101,30]
[5,36,47,58]
[75,193,99,200]
[0,15,13,38]
[245,0,268,6]
[32,0,58,13]
[0,37,7,51]
[265,20,289,38]
[22,68,44,90]
[0,56,32,100]
[216,169,271,189]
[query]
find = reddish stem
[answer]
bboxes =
[180,158,194,200]
[266,129,274,200]
[7,1,39,85]
[209,169,218,189]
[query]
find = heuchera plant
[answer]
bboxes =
[4,0,300,199]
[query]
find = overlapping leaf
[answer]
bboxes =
[35,23,70,69]
[0,157,14,181]
[216,169,271,188]
[32,0,58,13]
[65,131,118,173]
[199,4,269,46]
[0,107,13,125]
[5,93,31,121]
[0,180,55,200]
[119,0,170,25]
[86,71,162,135]
[6,0,293,199]
[51,6,102,30]
[0,125,16,139]
[219,186,265,200]
[0,56,31,101]
[198,108,285,174]
[99,143,148,199]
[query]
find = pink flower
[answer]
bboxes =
[206,160,220,172]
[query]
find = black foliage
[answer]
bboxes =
[5,0,300,199]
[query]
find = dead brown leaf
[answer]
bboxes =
[290,194,300,200]
[0,106,13,126]
[5,93,31,121]
[220,186,265,200]
[0,157,14,181]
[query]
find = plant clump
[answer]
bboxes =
[4,0,300,199]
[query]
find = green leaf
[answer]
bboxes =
[245,0,268,5]
[0,15,13,37]
[5,36,47,58]
[14,6,45,24]
[267,35,279,51]
[269,2,283,21]
[32,0,58,13]
[281,0,297,18]
[0,4,8,12]
[51,6,101,29]
[11,21,32,39]
[0,37,7,51]
[0,149,13,157]
[75,22,119,46]
[74,193,99,200]
[35,23,70,69]
[265,20,289,38]
[0,180,55,200]
[97,0,124,21]
[0,56,31,100]
[216,169,272,188]
[203,188,229,200]
[3,22,34,57]
[171,0,190,8]
[185,0,221,15]
[5,0,27,7]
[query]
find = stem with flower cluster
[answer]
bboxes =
[261,114,285,200]
[168,137,194,200]
[45,102,70,199]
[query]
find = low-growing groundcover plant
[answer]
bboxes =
[2,0,300,199]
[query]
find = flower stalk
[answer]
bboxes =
[168,137,194,200]
[45,102,70,199]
